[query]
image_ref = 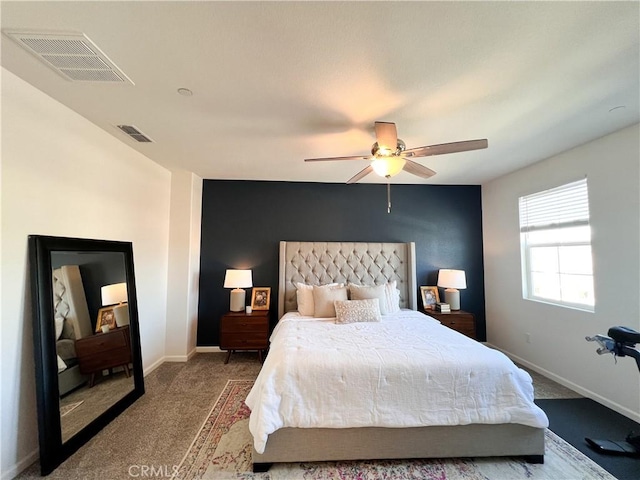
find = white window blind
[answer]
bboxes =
[519,179,589,233]
[518,178,594,311]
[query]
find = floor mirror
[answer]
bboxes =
[29,235,145,475]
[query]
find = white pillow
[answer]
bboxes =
[334,299,382,324]
[348,281,401,315]
[295,282,340,316]
[312,284,348,317]
[349,284,387,314]
[384,280,401,314]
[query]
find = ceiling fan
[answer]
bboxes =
[305,121,488,212]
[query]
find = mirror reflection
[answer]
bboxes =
[51,252,134,443]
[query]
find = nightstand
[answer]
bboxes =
[75,325,132,387]
[220,310,269,363]
[423,310,476,339]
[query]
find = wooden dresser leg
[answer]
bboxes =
[224,350,232,364]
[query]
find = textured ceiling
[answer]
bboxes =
[1,1,638,184]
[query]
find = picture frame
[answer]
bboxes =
[420,286,440,310]
[95,306,117,332]
[251,287,271,310]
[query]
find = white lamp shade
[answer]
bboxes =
[437,269,467,289]
[223,269,253,289]
[101,282,128,306]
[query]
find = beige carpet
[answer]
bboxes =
[174,379,614,480]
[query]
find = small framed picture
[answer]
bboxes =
[420,286,440,310]
[251,287,271,310]
[95,307,117,332]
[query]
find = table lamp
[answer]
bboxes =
[437,269,467,311]
[101,282,129,326]
[224,269,252,312]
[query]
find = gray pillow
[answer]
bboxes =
[349,284,387,315]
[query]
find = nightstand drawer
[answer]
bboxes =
[439,317,475,337]
[220,332,269,349]
[221,315,268,333]
[423,310,476,340]
[75,327,132,374]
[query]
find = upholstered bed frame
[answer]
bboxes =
[252,241,545,470]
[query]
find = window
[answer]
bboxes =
[519,178,594,311]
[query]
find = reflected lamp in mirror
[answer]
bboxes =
[224,269,252,312]
[437,269,467,311]
[101,282,129,327]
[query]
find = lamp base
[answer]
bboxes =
[444,289,461,310]
[114,303,130,327]
[229,289,246,312]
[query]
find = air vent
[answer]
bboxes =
[117,125,153,143]
[3,30,134,84]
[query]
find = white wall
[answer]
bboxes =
[0,69,172,478]
[165,170,202,361]
[483,124,640,421]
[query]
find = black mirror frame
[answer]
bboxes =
[28,235,145,475]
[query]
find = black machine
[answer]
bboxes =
[585,326,640,456]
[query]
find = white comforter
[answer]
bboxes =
[245,310,549,454]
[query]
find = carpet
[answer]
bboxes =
[174,380,616,480]
[60,400,84,417]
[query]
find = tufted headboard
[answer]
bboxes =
[278,241,417,319]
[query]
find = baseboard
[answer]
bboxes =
[143,356,165,376]
[488,343,640,423]
[1,447,38,480]
[195,346,223,353]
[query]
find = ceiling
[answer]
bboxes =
[1,1,638,185]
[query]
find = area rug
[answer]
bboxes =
[60,400,84,417]
[173,380,616,480]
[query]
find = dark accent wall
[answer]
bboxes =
[198,180,485,345]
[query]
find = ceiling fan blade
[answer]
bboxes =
[347,165,373,184]
[374,121,398,150]
[403,160,436,179]
[403,139,488,158]
[305,154,371,162]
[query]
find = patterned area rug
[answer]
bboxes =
[174,380,616,480]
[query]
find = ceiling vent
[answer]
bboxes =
[117,125,153,143]
[3,30,134,84]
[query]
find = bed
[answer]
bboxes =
[53,265,93,395]
[246,241,548,470]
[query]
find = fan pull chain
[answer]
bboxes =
[386,177,392,213]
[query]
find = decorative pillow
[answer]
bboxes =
[312,284,348,317]
[334,299,382,324]
[295,283,315,316]
[54,314,64,340]
[384,280,401,314]
[296,282,340,316]
[349,284,387,314]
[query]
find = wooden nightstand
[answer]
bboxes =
[423,310,476,339]
[75,325,132,387]
[220,310,269,364]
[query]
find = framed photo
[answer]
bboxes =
[420,286,440,310]
[251,287,271,310]
[95,307,117,332]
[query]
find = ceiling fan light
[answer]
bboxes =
[371,156,406,177]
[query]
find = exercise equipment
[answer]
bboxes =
[585,326,640,456]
